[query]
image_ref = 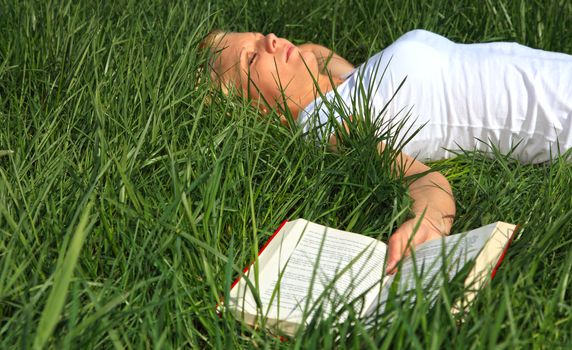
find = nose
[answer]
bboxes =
[264,33,278,53]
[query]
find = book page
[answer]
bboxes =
[365,223,503,315]
[228,220,306,314]
[454,222,516,310]
[396,227,490,291]
[259,222,387,323]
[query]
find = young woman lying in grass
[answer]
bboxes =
[200,29,572,274]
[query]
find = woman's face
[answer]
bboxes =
[210,32,319,108]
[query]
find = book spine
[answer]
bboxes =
[491,224,520,280]
[230,220,289,290]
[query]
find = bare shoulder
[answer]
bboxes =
[298,43,355,78]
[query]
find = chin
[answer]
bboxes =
[299,51,320,76]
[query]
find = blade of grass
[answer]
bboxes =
[33,201,95,349]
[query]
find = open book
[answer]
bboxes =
[226,219,517,336]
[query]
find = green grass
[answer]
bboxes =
[1,0,571,348]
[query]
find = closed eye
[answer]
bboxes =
[248,52,257,66]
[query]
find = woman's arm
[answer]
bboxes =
[381,144,456,274]
[329,134,456,274]
[298,43,355,79]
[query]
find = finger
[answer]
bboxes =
[385,231,407,274]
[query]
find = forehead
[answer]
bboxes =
[217,32,259,51]
[211,32,259,84]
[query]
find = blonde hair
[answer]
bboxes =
[198,29,226,52]
[197,29,231,93]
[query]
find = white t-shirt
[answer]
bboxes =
[298,29,572,163]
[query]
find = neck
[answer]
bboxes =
[284,73,345,121]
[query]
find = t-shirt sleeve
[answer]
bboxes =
[297,98,349,143]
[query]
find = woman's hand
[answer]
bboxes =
[385,213,452,274]
[377,143,456,274]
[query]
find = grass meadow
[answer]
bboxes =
[1,0,572,348]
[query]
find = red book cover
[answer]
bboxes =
[230,220,289,290]
[218,220,289,317]
[490,224,520,280]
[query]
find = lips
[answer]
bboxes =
[286,45,294,62]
